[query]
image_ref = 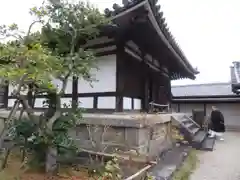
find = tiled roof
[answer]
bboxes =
[171,83,235,97]
[104,0,198,76]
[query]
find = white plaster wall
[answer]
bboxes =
[34,98,47,108]
[123,97,142,110]
[134,99,141,110]
[31,98,72,108]
[123,97,132,110]
[8,99,18,107]
[7,55,116,109]
[8,98,72,108]
[51,78,72,94]
[8,85,14,96]
[78,97,94,108]
[8,77,72,96]
[98,97,115,109]
[61,98,72,108]
[8,85,28,96]
[78,55,116,93]
[9,97,75,109]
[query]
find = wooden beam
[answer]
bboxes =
[9,91,118,99]
[124,46,169,77]
[82,37,114,48]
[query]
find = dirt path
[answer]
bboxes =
[190,132,240,180]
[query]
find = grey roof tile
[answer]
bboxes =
[231,61,240,85]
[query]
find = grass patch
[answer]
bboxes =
[172,150,199,180]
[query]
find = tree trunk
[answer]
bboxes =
[45,146,57,173]
[45,92,58,173]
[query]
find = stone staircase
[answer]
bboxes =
[172,114,216,151]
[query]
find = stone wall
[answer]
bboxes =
[69,113,173,160]
[0,111,174,160]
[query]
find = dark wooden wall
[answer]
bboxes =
[116,51,171,111]
[117,53,143,99]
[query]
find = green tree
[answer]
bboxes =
[0,0,107,173]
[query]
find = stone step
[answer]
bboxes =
[192,130,207,143]
[184,122,197,130]
[188,127,199,135]
[199,136,216,151]
[180,116,200,128]
[180,118,200,135]
[181,118,193,124]
[149,146,190,180]
[191,130,207,148]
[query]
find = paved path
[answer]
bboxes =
[190,132,240,180]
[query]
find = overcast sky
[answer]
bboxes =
[0,0,239,85]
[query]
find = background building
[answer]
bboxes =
[172,82,240,130]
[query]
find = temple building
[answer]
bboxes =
[5,0,198,113]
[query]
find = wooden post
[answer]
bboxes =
[139,52,147,112]
[116,96,123,112]
[93,96,98,110]
[115,44,124,112]
[72,76,78,109]
[3,81,8,108]
[143,77,149,112]
[131,98,134,110]
[27,84,33,108]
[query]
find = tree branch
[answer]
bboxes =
[25,20,43,43]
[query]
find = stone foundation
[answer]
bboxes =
[0,110,174,160]
[69,113,173,160]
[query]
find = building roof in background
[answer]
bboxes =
[171,82,235,97]
[231,61,240,94]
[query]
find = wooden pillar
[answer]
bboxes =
[131,98,134,110]
[93,96,98,110]
[140,51,149,112]
[142,76,149,112]
[115,44,124,112]
[203,103,206,116]
[72,76,78,109]
[148,75,153,103]
[27,84,33,107]
[116,96,123,112]
[3,81,8,108]
[177,103,180,112]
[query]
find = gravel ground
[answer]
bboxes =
[190,132,240,180]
